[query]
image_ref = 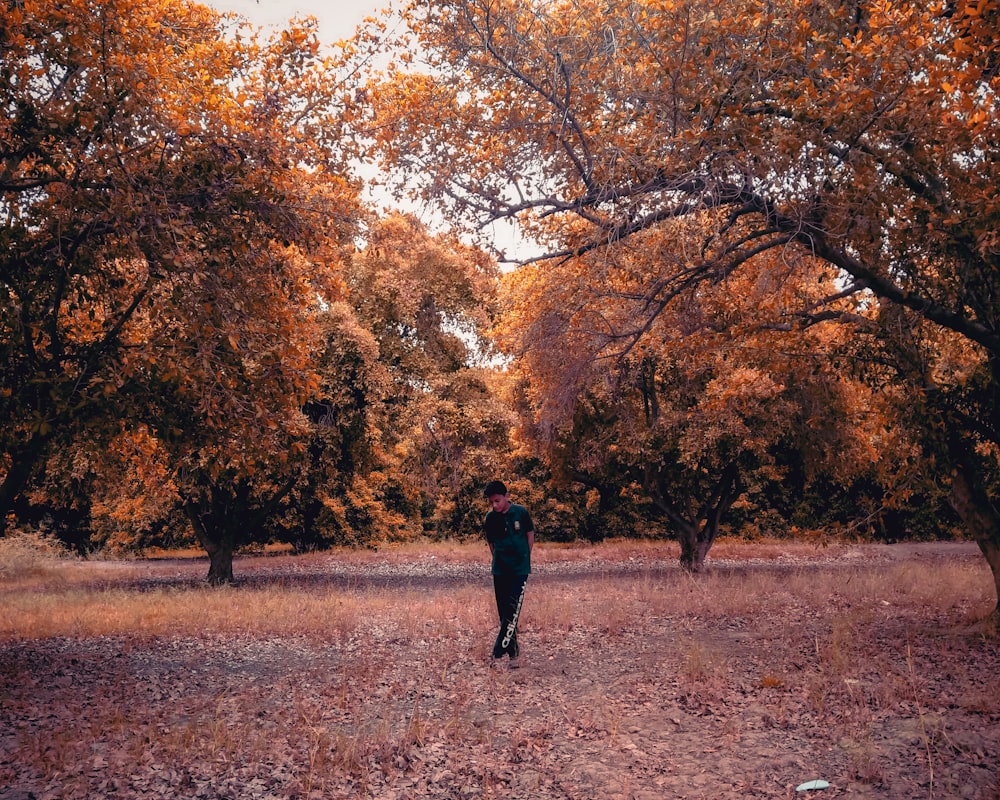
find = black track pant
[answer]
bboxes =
[492,573,528,659]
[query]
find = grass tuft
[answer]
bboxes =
[0,529,72,579]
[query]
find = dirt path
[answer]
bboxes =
[1,542,997,800]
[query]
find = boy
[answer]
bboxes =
[482,479,535,668]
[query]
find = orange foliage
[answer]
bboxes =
[1,0,362,574]
[361,0,999,595]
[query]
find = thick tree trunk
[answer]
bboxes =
[976,538,1000,622]
[204,535,236,585]
[184,497,238,585]
[948,460,1000,621]
[678,520,715,573]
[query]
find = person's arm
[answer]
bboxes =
[526,529,534,552]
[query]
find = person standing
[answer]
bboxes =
[482,480,535,668]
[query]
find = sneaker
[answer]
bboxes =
[508,657,521,670]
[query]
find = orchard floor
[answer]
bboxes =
[1,540,998,800]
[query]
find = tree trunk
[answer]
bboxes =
[205,535,236,585]
[648,462,741,573]
[184,497,238,585]
[677,520,714,573]
[947,457,1000,621]
[0,432,53,534]
[181,473,299,585]
[976,537,1000,623]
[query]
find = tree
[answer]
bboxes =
[128,18,362,583]
[497,224,883,569]
[0,0,223,527]
[292,302,404,551]
[1,0,362,581]
[364,0,1000,615]
[346,214,512,537]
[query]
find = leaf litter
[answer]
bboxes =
[1,542,998,799]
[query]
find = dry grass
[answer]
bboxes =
[1,537,991,640]
[0,529,74,578]
[0,579,495,641]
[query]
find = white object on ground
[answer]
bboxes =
[795,779,831,791]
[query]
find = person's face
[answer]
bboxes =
[488,493,510,514]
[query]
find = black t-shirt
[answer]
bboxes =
[484,503,533,576]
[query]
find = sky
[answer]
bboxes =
[202,0,533,261]
[203,0,388,45]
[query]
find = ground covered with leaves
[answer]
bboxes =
[1,540,998,799]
